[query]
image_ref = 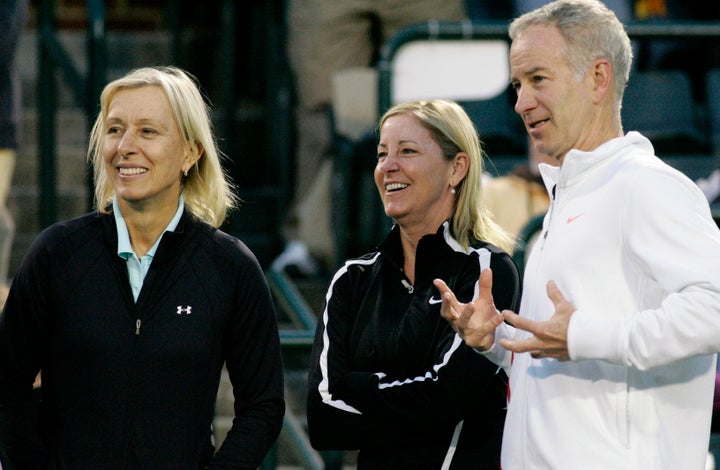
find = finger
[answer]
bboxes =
[463,313,505,349]
[433,278,449,293]
[479,268,493,296]
[499,336,542,353]
[531,349,571,361]
[501,309,525,327]
[501,309,543,337]
[433,278,457,304]
[433,278,460,321]
[484,311,506,330]
[456,301,476,328]
[546,280,566,307]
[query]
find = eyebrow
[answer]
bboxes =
[378,139,419,147]
[105,116,167,129]
[513,65,548,80]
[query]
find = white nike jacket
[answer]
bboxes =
[489,132,720,469]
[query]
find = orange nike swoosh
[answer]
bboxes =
[566,214,585,224]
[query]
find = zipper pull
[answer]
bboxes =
[135,319,141,335]
[401,279,414,294]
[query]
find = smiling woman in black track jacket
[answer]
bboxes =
[306,99,521,469]
[0,66,285,469]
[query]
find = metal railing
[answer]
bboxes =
[37,0,105,227]
[377,19,720,116]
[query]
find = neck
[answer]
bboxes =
[118,200,178,258]
[397,227,420,284]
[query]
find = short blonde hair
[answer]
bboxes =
[87,66,238,227]
[379,99,514,252]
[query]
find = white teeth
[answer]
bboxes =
[386,183,408,191]
[119,167,147,176]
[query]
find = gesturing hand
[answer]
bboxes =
[499,280,575,361]
[433,268,505,351]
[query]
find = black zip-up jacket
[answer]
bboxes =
[0,211,285,469]
[307,222,521,469]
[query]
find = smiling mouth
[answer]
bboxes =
[118,167,148,176]
[385,183,408,192]
[529,118,549,129]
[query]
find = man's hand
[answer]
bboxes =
[433,268,504,351]
[499,280,575,361]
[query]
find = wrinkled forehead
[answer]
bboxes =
[510,25,569,77]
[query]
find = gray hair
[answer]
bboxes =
[509,0,633,107]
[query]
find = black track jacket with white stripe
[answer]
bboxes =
[307,222,521,469]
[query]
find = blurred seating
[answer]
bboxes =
[622,69,711,155]
[458,90,527,175]
[706,68,720,157]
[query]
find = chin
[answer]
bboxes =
[383,205,406,220]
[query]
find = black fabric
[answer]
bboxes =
[0,211,284,468]
[307,223,520,469]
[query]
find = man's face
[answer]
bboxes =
[509,24,597,163]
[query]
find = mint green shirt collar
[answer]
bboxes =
[114,196,185,301]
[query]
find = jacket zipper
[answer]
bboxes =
[540,184,557,250]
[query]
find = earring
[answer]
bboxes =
[183,168,188,177]
[450,187,456,194]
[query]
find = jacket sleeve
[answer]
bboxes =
[307,252,520,450]
[209,248,285,468]
[568,168,720,368]
[0,234,50,468]
[478,248,521,370]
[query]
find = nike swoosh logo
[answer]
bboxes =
[567,213,585,224]
[428,296,443,305]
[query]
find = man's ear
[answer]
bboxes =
[591,59,613,105]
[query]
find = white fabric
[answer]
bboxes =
[500,132,720,470]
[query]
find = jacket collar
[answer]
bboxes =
[539,131,654,193]
[377,221,462,268]
[101,210,203,266]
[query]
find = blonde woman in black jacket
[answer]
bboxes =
[0,66,284,468]
[307,99,521,469]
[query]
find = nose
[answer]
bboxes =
[514,84,536,116]
[376,153,399,174]
[117,130,136,158]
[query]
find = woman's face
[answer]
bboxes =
[374,113,459,233]
[102,85,199,213]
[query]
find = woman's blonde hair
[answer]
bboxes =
[87,66,238,228]
[379,99,514,252]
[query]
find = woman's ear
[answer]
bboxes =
[451,152,470,185]
[183,142,203,174]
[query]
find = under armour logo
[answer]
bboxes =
[177,305,192,315]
